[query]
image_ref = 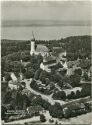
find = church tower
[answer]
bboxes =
[30,31,35,55]
[30,38,35,55]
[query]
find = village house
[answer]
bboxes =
[52,47,68,69]
[40,55,57,72]
[63,102,86,117]
[30,38,49,57]
[30,37,68,70]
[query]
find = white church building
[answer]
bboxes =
[30,38,49,57]
[30,37,68,70]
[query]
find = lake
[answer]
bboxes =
[1,26,91,40]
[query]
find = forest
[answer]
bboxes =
[1,35,91,121]
[1,35,91,77]
[1,35,91,59]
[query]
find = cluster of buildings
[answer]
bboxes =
[2,37,91,92]
[30,37,68,73]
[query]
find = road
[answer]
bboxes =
[3,116,40,125]
[23,79,91,107]
[60,112,92,124]
[24,79,65,105]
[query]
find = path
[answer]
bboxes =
[4,116,40,125]
[24,79,65,105]
[24,79,90,107]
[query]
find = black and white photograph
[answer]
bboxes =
[1,0,92,125]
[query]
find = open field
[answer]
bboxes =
[59,112,92,124]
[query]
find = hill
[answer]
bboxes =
[1,35,91,59]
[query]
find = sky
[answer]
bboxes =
[1,1,92,22]
[1,1,92,40]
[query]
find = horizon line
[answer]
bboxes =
[2,20,91,27]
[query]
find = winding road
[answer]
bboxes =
[24,79,65,105]
[23,79,90,107]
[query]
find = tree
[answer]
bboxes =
[59,68,67,76]
[55,120,58,125]
[76,90,81,98]
[52,72,63,88]
[80,88,86,97]
[67,94,72,99]
[45,78,50,85]
[83,71,89,81]
[31,95,43,106]
[30,54,40,71]
[34,68,42,80]
[31,95,51,110]
[1,81,8,91]
[30,79,37,90]
[79,59,91,70]
[63,107,71,118]
[67,91,76,99]
[4,72,11,82]
[53,72,63,83]
[1,105,7,120]
[84,102,91,112]
[40,114,46,122]
[37,54,43,65]
[52,91,66,101]
[3,90,12,104]
[1,58,6,75]
[49,103,63,118]
[65,36,91,60]
[24,122,28,125]
[39,70,51,84]
[70,91,76,99]
[25,68,35,79]
[69,74,81,87]
[41,99,51,110]
[22,94,30,109]
[81,84,91,97]
[74,68,82,76]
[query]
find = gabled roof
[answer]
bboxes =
[52,48,66,57]
[67,103,82,110]
[36,44,49,53]
[43,55,56,62]
[53,47,62,50]
[43,55,56,65]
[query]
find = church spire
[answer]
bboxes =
[30,31,35,55]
